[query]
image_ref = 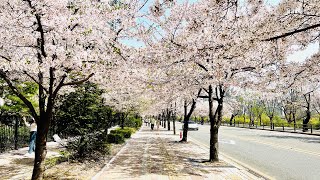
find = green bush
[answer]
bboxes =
[122,127,136,134]
[117,129,131,138]
[123,116,142,129]
[110,127,136,139]
[107,133,125,144]
[66,132,111,161]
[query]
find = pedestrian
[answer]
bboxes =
[23,116,37,155]
[150,118,155,130]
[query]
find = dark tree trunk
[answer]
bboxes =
[173,112,176,135]
[163,111,166,129]
[268,115,273,126]
[32,126,48,180]
[208,85,224,162]
[229,114,236,126]
[32,106,52,180]
[167,108,171,131]
[303,93,311,132]
[181,99,196,142]
[121,113,125,129]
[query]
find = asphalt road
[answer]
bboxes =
[178,122,320,180]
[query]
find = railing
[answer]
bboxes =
[221,121,320,136]
[0,116,29,153]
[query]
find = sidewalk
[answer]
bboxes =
[93,125,263,180]
[0,142,62,179]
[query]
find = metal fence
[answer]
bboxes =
[221,121,320,136]
[0,116,29,153]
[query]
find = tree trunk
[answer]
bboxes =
[173,113,176,135]
[121,113,124,129]
[259,115,262,126]
[303,93,311,132]
[229,114,235,126]
[208,85,224,162]
[162,112,166,129]
[32,112,51,180]
[167,109,171,131]
[268,115,273,126]
[181,99,196,142]
[210,126,219,161]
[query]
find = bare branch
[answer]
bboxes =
[0,70,38,121]
[196,62,208,72]
[62,73,94,86]
[0,55,11,62]
[264,23,320,41]
[23,71,49,94]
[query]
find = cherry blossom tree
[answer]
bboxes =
[0,0,141,179]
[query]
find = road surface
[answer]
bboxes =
[178,122,320,180]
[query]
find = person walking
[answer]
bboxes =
[23,116,37,155]
[150,118,155,130]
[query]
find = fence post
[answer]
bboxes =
[14,116,19,150]
[294,123,296,132]
[263,124,264,130]
[238,121,239,127]
[311,125,313,134]
[282,124,284,131]
[256,122,258,129]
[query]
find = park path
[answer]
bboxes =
[93,124,262,180]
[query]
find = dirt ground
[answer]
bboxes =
[0,142,124,180]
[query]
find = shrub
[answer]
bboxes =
[66,132,111,161]
[110,127,136,138]
[123,116,142,129]
[107,133,125,144]
[117,129,132,138]
[122,127,136,134]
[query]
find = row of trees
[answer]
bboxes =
[0,0,319,179]
[133,0,319,163]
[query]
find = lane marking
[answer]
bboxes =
[222,134,320,158]
[219,139,236,145]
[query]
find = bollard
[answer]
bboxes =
[282,124,284,131]
[294,123,296,132]
[311,125,313,134]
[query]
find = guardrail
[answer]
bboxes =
[221,121,320,136]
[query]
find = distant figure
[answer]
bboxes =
[23,117,37,154]
[150,118,155,130]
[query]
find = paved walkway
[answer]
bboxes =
[0,142,62,179]
[93,125,263,180]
